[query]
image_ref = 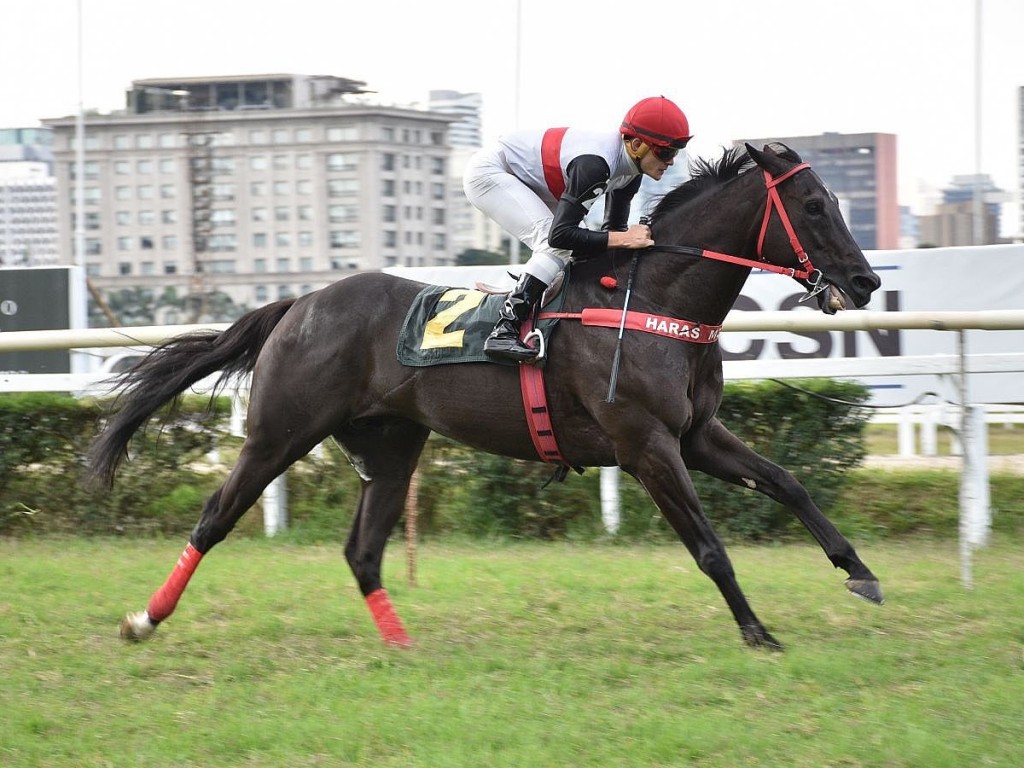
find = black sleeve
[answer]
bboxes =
[603,175,642,232]
[548,154,612,254]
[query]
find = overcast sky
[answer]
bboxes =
[2,0,1022,229]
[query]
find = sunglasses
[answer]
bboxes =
[649,143,683,162]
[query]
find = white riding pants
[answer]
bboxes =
[462,148,573,286]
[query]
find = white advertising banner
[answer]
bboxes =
[722,244,1024,405]
[386,244,1024,406]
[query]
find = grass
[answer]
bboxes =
[1,537,1023,767]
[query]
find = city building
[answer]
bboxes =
[42,74,459,321]
[917,174,1007,247]
[0,127,58,265]
[735,132,899,250]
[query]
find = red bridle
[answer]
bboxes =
[649,161,827,298]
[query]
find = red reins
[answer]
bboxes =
[649,161,824,291]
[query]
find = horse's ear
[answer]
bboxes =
[745,142,787,175]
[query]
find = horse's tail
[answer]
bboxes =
[88,298,297,487]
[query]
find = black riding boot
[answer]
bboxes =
[483,273,549,363]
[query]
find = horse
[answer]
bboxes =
[91,142,884,652]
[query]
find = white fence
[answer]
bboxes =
[2,308,1023,586]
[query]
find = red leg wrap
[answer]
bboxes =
[147,543,203,622]
[365,588,412,647]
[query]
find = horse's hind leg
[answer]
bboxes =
[336,417,431,647]
[120,411,332,641]
[681,417,883,604]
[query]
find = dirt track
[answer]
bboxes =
[863,454,1024,474]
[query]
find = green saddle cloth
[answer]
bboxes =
[396,283,566,367]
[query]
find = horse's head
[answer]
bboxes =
[745,142,881,314]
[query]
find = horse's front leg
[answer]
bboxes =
[681,417,883,605]
[618,428,783,650]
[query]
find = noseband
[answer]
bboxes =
[649,161,829,302]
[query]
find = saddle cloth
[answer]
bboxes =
[396,284,565,367]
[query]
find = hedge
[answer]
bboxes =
[0,380,875,541]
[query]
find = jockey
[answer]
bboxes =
[462,95,691,363]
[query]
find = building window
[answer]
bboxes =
[137,160,154,174]
[114,161,131,175]
[273,154,289,170]
[136,135,153,149]
[140,236,154,250]
[115,186,131,200]
[249,129,267,144]
[86,238,102,255]
[272,129,289,144]
[274,206,290,222]
[327,153,358,172]
[161,210,177,224]
[432,208,446,225]
[296,205,313,221]
[253,232,267,248]
[250,156,267,171]
[252,207,268,222]
[159,158,176,174]
[327,179,358,197]
[296,180,312,195]
[254,258,267,273]
[381,153,396,172]
[117,237,132,251]
[137,185,154,200]
[255,285,268,302]
[160,185,175,199]
[114,134,131,150]
[116,211,131,225]
[275,232,291,247]
[329,230,360,248]
[159,133,177,148]
[296,128,312,143]
[273,181,290,196]
[276,257,290,272]
[119,262,132,275]
[141,261,155,275]
[299,255,313,270]
[296,154,312,170]
[382,179,395,197]
[163,262,177,274]
[329,204,357,223]
[161,235,176,250]
[327,125,359,141]
[251,182,267,197]
[432,233,446,250]
[211,209,237,228]
[138,210,155,225]
[430,157,446,175]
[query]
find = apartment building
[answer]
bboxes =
[42,74,459,319]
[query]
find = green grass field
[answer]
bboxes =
[2,537,1022,767]
[865,422,1024,456]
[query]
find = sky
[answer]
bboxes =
[2,0,1023,231]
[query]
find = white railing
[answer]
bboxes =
[2,308,1023,586]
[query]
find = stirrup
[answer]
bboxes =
[522,329,545,361]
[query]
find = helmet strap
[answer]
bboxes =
[625,137,648,169]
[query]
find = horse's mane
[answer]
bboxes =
[649,143,800,223]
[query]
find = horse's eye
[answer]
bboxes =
[805,199,824,215]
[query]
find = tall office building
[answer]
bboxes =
[0,127,58,266]
[1018,86,1024,239]
[917,174,1007,246]
[42,74,459,321]
[736,132,899,250]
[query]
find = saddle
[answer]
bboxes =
[396,271,569,368]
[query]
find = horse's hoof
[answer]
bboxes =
[846,578,885,605]
[740,624,784,652]
[119,611,157,641]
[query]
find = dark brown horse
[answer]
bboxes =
[92,143,883,651]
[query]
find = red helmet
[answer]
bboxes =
[620,96,691,149]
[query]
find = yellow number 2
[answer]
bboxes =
[420,289,486,350]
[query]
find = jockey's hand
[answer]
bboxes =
[608,223,654,250]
